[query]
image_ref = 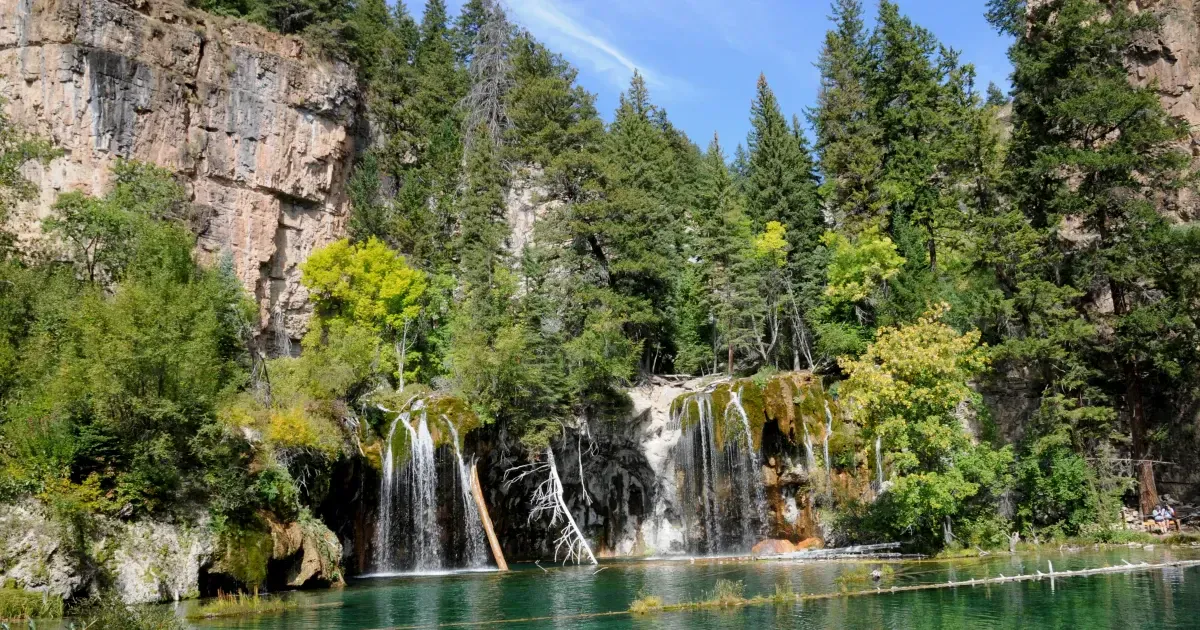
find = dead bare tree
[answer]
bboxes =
[504,447,597,565]
[460,0,512,154]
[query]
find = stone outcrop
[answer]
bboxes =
[0,501,343,603]
[1129,0,1200,220]
[0,501,213,604]
[266,517,344,588]
[0,0,357,348]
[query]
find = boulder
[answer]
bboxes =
[796,537,823,550]
[751,539,796,556]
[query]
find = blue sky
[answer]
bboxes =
[415,0,1013,152]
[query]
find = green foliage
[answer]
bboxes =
[822,227,905,306]
[0,584,64,620]
[840,306,1012,549]
[76,591,184,630]
[188,591,301,619]
[1,163,253,518]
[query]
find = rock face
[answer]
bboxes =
[0,0,357,348]
[0,501,342,603]
[1129,0,1200,220]
[0,501,214,604]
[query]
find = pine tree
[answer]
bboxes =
[597,72,681,371]
[692,134,759,374]
[452,0,489,64]
[868,1,977,273]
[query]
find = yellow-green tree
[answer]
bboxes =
[839,304,1011,548]
[302,237,427,387]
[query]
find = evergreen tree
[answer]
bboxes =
[810,0,883,232]
[989,0,1196,515]
[746,74,824,368]
[691,134,759,374]
[595,72,681,372]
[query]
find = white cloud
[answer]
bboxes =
[505,0,688,94]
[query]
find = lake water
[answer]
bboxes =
[181,546,1200,629]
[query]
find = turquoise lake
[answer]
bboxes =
[167,546,1200,629]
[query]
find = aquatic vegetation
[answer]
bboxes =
[628,594,663,614]
[187,592,300,620]
[705,579,746,607]
[0,584,63,620]
[75,592,185,630]
[834,564,895,591]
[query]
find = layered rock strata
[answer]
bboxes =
[0,0,357,347]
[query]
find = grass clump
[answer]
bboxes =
[771,578,796,604]
[1163,533,1200,545]
[705,579,745,607]
[835,565,895,591]
[0,584,64,620]
[629,594,664,614]
[188,591,300,619]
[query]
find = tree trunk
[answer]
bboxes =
[1112,275,1158,516]
[470,463,508,571]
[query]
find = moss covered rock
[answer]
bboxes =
[670,372,833,451]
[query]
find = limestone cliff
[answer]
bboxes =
[0,0,357,348]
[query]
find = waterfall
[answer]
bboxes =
[675,396,721,553]
[402,405,441,570]
[875,435,883,487]
[671,391,768,555]
[374,402,441,573]
[375,413,404,570]
[445,417,489,568]
[822,399,834,488]
[802,422,817,473]
[727,388,769,549]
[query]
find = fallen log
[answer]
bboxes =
[470,462,508,572]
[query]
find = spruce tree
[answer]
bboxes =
[810,0,883,233]
[990,0,1195,515]
[746,74,823,368]
[597,72,680,371]
[692,134,759,374]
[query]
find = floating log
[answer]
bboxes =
[470,463,508,572]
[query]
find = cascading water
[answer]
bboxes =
[727,388,769,549]
[802,420,817,473]
[822,399,834,488]
[445,418,488,568]
[375,413,404,570]
[374,401,490,574]
[670,391,768,555]
[875,435,883,487]
[401,404,441,570]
